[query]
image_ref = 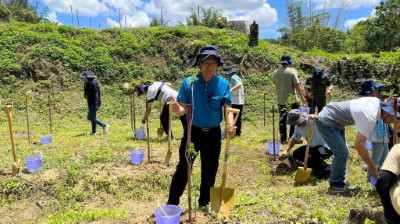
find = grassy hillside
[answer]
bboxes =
[0,22,399,223]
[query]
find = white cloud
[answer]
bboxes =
[343,8,376,30]
[43,0,110,16]
[344,17,367,29]
[106,17,120,27]
[41,0,278,29]
[312,0,380,10]
[46,11,61,25]
[106,12,151,27]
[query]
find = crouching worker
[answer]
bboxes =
[376,144,400,224]
[135,82,186,140]
[278,109,332,179]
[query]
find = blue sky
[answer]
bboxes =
[30,0,385,39]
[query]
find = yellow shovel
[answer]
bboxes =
[5,105,21,176]
[210,107,240,216]
[164,104,173,166]
[295,116,314,183]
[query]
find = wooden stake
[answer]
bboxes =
[48,95,53,134]
[25,93,31,143]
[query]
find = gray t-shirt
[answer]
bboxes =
[317,101,353,128]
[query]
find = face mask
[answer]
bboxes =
[376,119,387,138]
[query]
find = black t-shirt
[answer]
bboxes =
[305,75,331,102]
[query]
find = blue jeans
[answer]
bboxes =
[87,105,106,133]
[368,142,389,177]
[316,120,348,184]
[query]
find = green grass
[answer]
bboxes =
[0,81,386,223]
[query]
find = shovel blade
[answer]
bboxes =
[210,187,234,215]
[164,150,172,166]
[295,167,312,183]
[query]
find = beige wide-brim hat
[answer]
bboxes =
[390,180,400,215]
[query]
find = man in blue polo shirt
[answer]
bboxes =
[167,45,237,210]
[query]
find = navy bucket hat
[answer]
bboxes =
[279,54,295,65]
[221,66,237,75]
[359,78,385,96]
[135,83,150,96]
[80,71,95,79]
[193,45,223,67]
[380,100,400,119]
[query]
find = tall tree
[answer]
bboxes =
[360,0,400,51]
[186,6,221,28]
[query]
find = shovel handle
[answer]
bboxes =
[303,116,315,170]
[221,108,240,188]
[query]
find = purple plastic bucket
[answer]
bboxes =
[25,151,43,173]
[365,141,372,151]
[154,205,182,224]
[267,141,282,155]
[134,129,145,140]
[40,136,52,145]
[130,149,145,165]
[299,107,310,114]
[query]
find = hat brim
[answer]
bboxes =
[286,112,307,126]
[279,60,295,64]
[193,54,224,67]
[221,71,237,75]
[381,101,400,119]
[79,75,94,79]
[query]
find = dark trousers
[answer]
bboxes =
[231,104,243,136]
[307,100,326,114]
[292,145,332,169]
[278,103,299,142]
[160,103,186,138]
[376,170,400,223]
[87,105,106,133]
[167,125,222,207]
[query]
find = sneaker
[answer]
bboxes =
[89,132,98,135]
[103,124,109,134]
[329,182,361,194]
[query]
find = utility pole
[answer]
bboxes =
[161,5,163,26]
[76,9,80,28]
[119,8,121,28]
[70,5,74,27]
